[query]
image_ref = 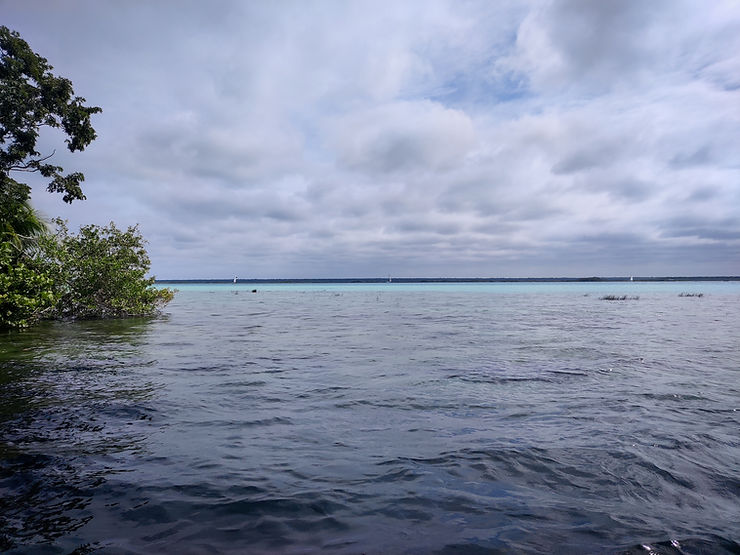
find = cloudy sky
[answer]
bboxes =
[4,0,740,278]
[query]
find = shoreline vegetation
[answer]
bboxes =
[0,27,172,329]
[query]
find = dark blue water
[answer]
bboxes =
[1,283,739,553]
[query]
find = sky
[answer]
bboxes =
[3,0,740,279]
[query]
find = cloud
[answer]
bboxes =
[3,0,739,278]
[331,101,476,173]
[508,0,682,91]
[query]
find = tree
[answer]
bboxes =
[0,25,101,224]
[0,28,172,329]
[0,241,57,329]
[1,219,175,329]
[0,196,47,253]
[38,221,174,320]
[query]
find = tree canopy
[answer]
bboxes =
[39,220,175,321]
[0,24,101,220]
[0,27,173,329]
[1,220,175,329]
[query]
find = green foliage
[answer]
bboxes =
[0,187,47,254]
[0,28,172,329]
[0,25,101,223]
[0,241,57,329]
[38,220,174,320]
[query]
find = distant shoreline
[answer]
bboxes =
[156,276,740,284]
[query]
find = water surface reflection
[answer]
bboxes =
[1,287,739,553]
[0,318,161,552]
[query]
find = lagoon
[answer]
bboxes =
[1,281,739,553]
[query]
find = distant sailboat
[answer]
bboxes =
[233,276,238,283]
[630,276,634,282]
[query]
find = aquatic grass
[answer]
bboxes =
[599,295,640,301]
[678,292,704,297]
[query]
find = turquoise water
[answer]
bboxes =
[1,281,739,553]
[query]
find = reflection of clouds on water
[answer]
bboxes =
[1,289,739,553]
[0,318,162,551]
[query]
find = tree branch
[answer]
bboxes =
[8,149,56,172]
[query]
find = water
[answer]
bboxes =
[1,282,739,554]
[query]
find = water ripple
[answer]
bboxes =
[1,287,739,553]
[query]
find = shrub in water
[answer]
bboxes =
[37,220,174,320]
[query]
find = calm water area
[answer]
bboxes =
[1,281,739,553]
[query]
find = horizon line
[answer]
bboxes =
[155,276,740,283]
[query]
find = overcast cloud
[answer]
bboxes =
[3,0,739,278]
